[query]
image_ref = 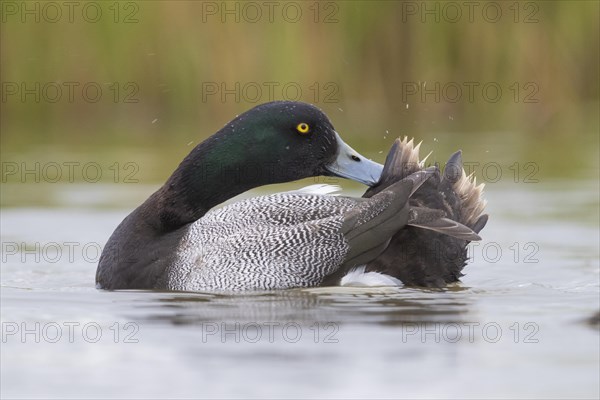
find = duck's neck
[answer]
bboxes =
[147,129,279,231]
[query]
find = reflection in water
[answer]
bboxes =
[586,310,600,328]
[132,286,474,329]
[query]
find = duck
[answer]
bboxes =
[331,137,489,288]
[96,101,482,291]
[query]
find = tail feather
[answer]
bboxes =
[443,150,463,183]
[407,206,481,241]
[472,214,489,234]
[367,136,426,196]
[360,137,489,288]
[453,170,488,228]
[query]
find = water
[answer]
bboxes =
[1,181,599,399]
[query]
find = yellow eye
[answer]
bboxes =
[296,122,310,135]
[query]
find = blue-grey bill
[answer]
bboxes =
[325,132,383,186]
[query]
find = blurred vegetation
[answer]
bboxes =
[1,0,599,187]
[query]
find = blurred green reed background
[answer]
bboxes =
[1,0,599,187]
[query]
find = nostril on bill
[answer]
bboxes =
[350,155,361,162]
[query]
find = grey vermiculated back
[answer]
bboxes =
[165,193,361,291]
[165,170,420,292]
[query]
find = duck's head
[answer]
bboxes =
[159,101,383,229]
[219,101,383,186]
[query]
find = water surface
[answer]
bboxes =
[1,181,598,399]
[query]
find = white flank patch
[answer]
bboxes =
[340,266,403,287]
[291,184,342,196]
